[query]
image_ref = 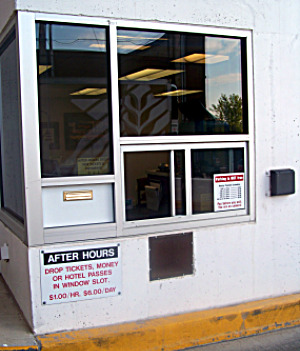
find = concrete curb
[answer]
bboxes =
[2,293,300,351]
[0,347,38,351]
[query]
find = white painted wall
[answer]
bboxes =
[0,0,299,334]
[0,223,33,327]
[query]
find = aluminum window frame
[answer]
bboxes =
[34,16,119,243]
[121,142,249,232]
[15,12,255,245]
[117,20,255,237]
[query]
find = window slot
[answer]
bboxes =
[63,190,93,201]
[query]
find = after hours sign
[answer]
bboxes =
[40,243,121,305]
[214,173,245,212]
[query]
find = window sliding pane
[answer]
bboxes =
[191,148,244,214]
[124,151,171,221]
[118,29,246,136]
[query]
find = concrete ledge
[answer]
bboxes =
[35,293,300,351]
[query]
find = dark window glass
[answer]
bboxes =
[37,23,113,177]
[118,29,247,136]
[175,150,185,215]
[0,31,24,221]
[124,151,171,220]
[191,148,244,214]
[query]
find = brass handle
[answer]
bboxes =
[63,190,93,201]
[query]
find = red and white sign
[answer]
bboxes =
[40,243,121,305]
[214,173,245,212]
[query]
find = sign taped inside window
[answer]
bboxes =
[214,173,245,212]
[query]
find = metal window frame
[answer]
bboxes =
[117,21,255,237]
[15,11,255,245]
[121,142,249,235]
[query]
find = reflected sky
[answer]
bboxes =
[116,30,242,107]
[36,24,243,111]
[117,30,166,54]
[205,37,242,108]
[36,23,107,52]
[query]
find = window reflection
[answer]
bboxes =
[0,32,24,221]
[205,37,243,133]
[191,148,244,214]
[37,23,112,178]
[118,29,246,136]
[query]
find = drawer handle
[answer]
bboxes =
[63,190,93,201]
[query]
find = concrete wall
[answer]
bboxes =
[0,0,299,334]
[0,223,32,327]
[0,0,15,34]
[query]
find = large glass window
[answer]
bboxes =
[118,29,247,136]
[36,23,113,177]
[119,28,249,224]
[34,19,252,235]
[0,31,24,221]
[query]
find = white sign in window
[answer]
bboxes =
[214,173,245,212]
[40,243,121,304]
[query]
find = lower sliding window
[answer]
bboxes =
[123,145,247,222]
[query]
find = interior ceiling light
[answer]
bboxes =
[154,89,203,97]
[89,44,106,49]
[119,68,183,81]
[70,88,107,96]
[39,65,52,75]
[117,35,167,41]
[172,53,229,64]
[117,44,150,51]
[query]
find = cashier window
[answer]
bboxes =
[119,27,251,225]
[32,19,253,237]
[123,145,246,222]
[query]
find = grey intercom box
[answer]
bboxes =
[270,169,295,196]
